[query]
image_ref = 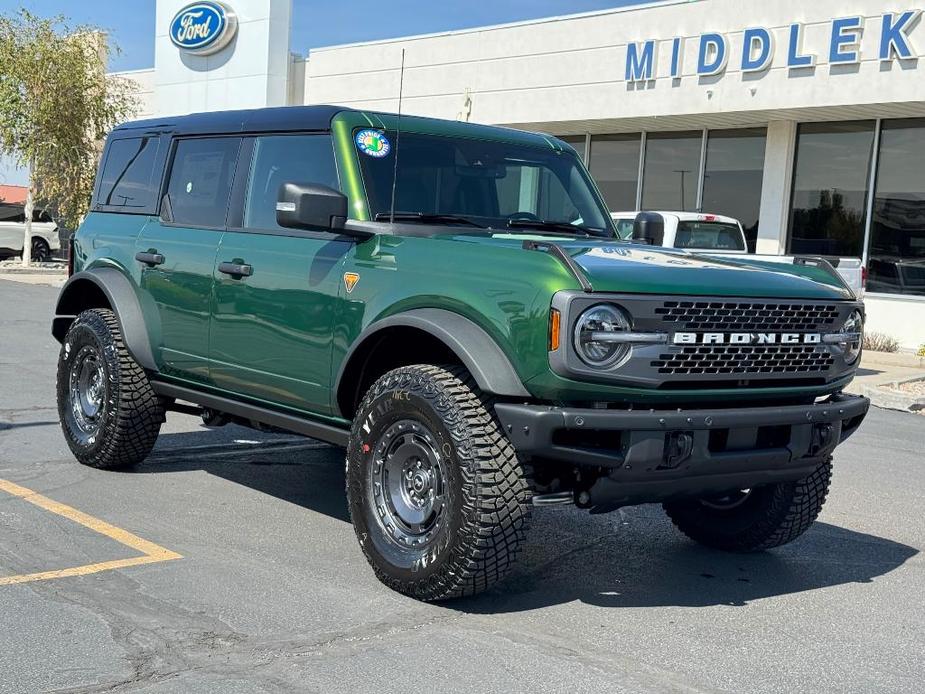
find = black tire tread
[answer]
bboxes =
[347,364,531,601]
[57,308,163,469]
[663,458,832,552]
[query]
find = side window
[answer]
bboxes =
[0,205,25,223]
[244,134,339,231]
[98,137,159,210]
[167,138,241,228]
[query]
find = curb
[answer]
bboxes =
[862,351,925,370]
[863,375,925,413]
[0,266,67,275]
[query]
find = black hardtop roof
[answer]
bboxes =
[112,105,354,136]
[109,105,568,151]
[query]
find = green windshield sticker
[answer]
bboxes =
[355,129,391,158]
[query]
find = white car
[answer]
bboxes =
[611,210,865,298]
[0,206,60,262]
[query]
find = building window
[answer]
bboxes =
[588,134,641,212]
[701,128,766,252]
[641,131,702,212]
[559,136,587,163]
[868,119,925,296]
[787,122,875,257]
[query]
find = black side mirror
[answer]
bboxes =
[276,182,348,232]
[632,212,664,246]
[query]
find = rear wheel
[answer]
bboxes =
[56,309,164,470]
[346,364,531,601]
[31,237,50,262]
[663,459,832,552]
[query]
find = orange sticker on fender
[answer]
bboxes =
[344,272,360,293]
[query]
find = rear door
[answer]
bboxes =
[134,136,242,384]
[0,205,25,254]
[209,132,350,415]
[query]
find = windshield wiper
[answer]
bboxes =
[506,219,598,237]
[375,212,486,228]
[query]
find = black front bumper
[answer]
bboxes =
[495,393,869,510]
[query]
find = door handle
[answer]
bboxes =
[135,251,165,266]
[218,261,253,277]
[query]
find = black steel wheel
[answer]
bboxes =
[367,418,448,556]
[57,309,164,469]
[663,460,832,552]
[346,364,531,601]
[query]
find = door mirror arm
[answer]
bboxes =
[276,182,370,239]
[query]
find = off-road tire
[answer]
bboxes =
[663,458,832,552]
[346,364,531,601]
[56,308,164,470]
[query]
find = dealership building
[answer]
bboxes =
[120,0,925,346]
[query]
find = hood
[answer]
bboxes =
[570,243,853,299]
[452,235,853,300]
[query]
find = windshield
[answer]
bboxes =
[674,221,746,251]
[356,130,614,237]
[612,218,635,240]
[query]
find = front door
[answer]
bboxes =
[209,133,349,415]
[135,136,242,384]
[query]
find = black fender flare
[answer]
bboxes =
[334,308,531,414]
[52,268,156,371]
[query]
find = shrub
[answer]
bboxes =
[917,344,925,358]
[863,332,900,353]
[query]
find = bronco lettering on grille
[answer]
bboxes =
[672,332,823,345]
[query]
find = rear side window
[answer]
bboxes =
[98,137,159,210]
[675,221,746,251]
[167,138,241,228]
[0,206,53,223]
[243,134,339,231]
[0,205,25,223]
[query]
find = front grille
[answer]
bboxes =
[655,301,840,332]
[652,344,835,376]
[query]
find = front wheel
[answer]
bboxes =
[663,459,832,552]
[346,365,531,601]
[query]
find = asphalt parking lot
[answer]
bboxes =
[1,277,923,694]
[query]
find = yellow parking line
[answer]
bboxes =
[0,478,182,586]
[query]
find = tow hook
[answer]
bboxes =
[660,431,694,469]
[810,423,836,455]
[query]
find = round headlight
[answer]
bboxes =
[573,304,632,368]
[842,309,863,364]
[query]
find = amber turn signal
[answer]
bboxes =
[549,308,561,351]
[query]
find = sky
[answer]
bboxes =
[0,0,655,185]
[0,0,652,72]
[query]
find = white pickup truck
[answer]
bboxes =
[611,211,865,298]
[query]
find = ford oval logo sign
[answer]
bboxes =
[169,1,237,56]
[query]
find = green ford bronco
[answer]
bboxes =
[53,106,869,601]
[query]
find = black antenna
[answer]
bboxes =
[389,48,405,225]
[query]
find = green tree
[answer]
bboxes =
[0,9,137,266]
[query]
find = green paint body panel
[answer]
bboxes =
[67,108,859,429]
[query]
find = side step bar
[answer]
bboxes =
[152,381,350,447]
